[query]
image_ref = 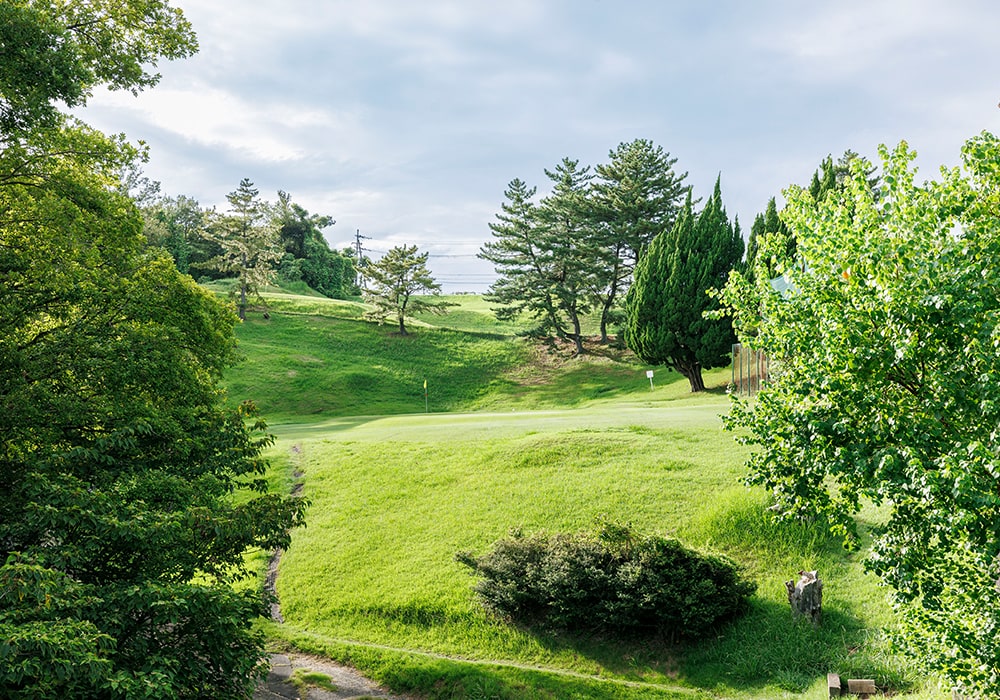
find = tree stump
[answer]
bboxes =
[786,569,822,625]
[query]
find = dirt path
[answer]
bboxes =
[254,652,410,700]
[256,446,413,699]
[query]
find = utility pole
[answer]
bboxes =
[354,228,370,289]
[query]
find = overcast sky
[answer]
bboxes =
[80,0,1000,292]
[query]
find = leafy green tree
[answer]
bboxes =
[273,191,357,298]
[748,151,880,279]
[0,0,195,138]
[203,178,281,320]
[142,194,209,275]
[590,139,689,342]
[746,196,790,279]
[363,244,452,334]
[718,133,1000,697]
[0,2,308,697]
[1,156,306,697]
[624,178,743,392]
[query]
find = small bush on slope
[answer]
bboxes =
[457,522,756,641]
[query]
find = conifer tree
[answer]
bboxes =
[363,244,451,335]
[590,139,689,342]
[746,196,791,279]
[624,178,743,391]
[481,160,605,355]
[479,178,563,333]
[203,178,281,320]
[535,158,606,355]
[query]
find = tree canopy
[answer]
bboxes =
[201,178,281,320]
[0,0,196,138]
[480,141,688,352]
[590,139,689,341]
[0,2,307,697]
[718,132,1000,697]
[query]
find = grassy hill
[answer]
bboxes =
[222,292,714,422]
[221,291,937,700]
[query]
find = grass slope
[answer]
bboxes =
[221,292,938,699]
[223,292,711,422]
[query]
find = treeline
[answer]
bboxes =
[129,174,360,302]
[480,139,872,391]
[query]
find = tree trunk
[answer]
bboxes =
[675,359,705,392]
[569,312,584,356]
[398,315,408,335]
[239,251,248,320]
[598,276,619,344]
[786,570,822,625]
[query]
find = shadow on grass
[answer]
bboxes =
[269,414,383,438]
[675,597,910,695]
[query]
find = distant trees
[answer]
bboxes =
[480,139,691,353]
[363,244,453,335]
[623,179,744,392]
[133,184,359,302]
[274,191,358,298]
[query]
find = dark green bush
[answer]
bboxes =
[456,523,756,640]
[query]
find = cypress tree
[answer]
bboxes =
[624,178,743,392]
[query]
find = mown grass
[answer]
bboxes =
[224,313,532,421]
[223,290,941,699]
[222,292,711,421]
[263,408,930,698]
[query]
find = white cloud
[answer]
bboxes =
[74,1,1000,292]
[86,82,371,164]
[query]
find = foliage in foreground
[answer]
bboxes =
[0,1,306,696]
[457,522,756,641]
[719,131,1000,698]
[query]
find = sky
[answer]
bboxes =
[79,0,1000,292]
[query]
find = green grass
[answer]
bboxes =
[220,289,942,699]
[222,292,719,422]
[262,404,930,699]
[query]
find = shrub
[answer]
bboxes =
[457,523,756,640]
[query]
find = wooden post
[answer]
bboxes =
[828,673,841,697]
[786,570,822,625]
[847,679,876,697]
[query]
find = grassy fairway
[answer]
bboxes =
[223,292,936,699]
[266,404,924,699]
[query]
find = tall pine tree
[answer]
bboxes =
[203,179,281,320]
[479,178,563,333]
[590,139,689,342]
[624,177,743,392]
[535,158,606,355]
